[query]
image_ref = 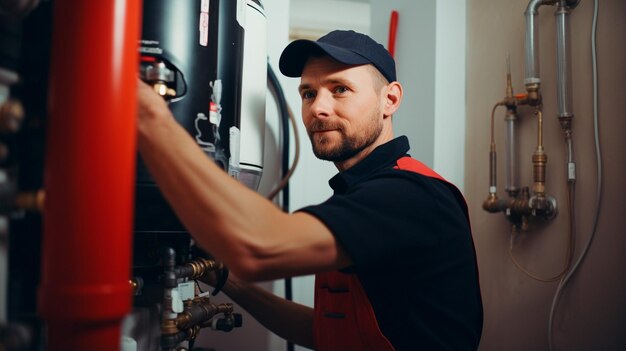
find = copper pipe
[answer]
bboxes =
[524,0,558,86]
[504,109,519,195]
[483,194,511,213]
[175,299,233,330]
[488,102,505,196]
[0,189,45,214]
[0,98,24,133]
[14,190,45,212]
[556,2,574,130]
[186,258,224,279]
[532,109,547,196]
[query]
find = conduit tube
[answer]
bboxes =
[504,60,519,196]
[504,109,519,195]
[556,2,574,128]
[524,0,547,86]
[525,0,558,104]
[38,1,141,350]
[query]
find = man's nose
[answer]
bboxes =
[309,91,332,118]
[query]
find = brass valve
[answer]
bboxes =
[0,98,24,133]
[524,82,542,106]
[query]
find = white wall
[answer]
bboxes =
[434,0,467,191]
[370,0,467,190]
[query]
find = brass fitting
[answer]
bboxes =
[532,150,547,195]
[558,114,573,131]
[0,142,9,161]
[14,190,45,212]
[524,82,542,106]
[0,98,24,133]
[483,193,502,213]
[505,187,532,231]
[186,258,224,279]
[161,317,179,336]
[186,325,200,340]
[174,297,234,330]
[510,187,531,217]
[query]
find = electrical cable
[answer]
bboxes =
[508,217,573,282]
[267,63,300,201]
[266,62,299,351]
[548,0,602,349]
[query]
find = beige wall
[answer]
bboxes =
[200,1,624,349]
[465,0,626,350]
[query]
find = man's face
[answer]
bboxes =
[299,56,385,164]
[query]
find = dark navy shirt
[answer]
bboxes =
[300,136,483,350]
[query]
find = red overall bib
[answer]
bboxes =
[313,157,456,351]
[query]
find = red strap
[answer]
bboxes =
[314,272,395,351]
[394,156,446,182]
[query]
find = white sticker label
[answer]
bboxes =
[568,162,576,180]
[199,0,210,46]
[199,14,209,46]
[171,289,183,313]
[178,281,195,301]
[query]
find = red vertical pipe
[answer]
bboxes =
[388,10,399,58]
[38,1,141,350]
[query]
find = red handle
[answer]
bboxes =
[388,10,399,58]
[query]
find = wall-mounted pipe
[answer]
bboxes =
[525,0,557,85]
[525,0,559,105]
[555,2,574,129]
[37,1,141,350]
[504,110,519,195]
[504,59,519,196]
[525,0,546,85]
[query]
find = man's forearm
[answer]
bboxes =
[221,276,315,349]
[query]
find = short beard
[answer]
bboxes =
[308,109,383,163]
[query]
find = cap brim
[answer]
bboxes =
[279,39,370,78]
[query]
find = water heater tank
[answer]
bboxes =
[136,0,266,233]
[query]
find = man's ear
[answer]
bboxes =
[382,82,403,118]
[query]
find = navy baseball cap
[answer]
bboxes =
[279,30,396,83]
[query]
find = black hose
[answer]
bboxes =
[267,62,294,351]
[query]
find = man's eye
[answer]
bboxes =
[302,91,315,100]
[333,86,348,94]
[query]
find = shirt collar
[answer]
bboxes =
[328,136,410,193]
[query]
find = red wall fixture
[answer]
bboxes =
[388,10,399,58]
[38,1,142,350]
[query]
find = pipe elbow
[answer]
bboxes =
[525,0,556,14]
[525,0,543,15]
[483,194,505,213]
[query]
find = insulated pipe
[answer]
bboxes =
[38,1,141,350]
[524,0,551,85]
[555,2,574,127]
[504,110,519,195]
